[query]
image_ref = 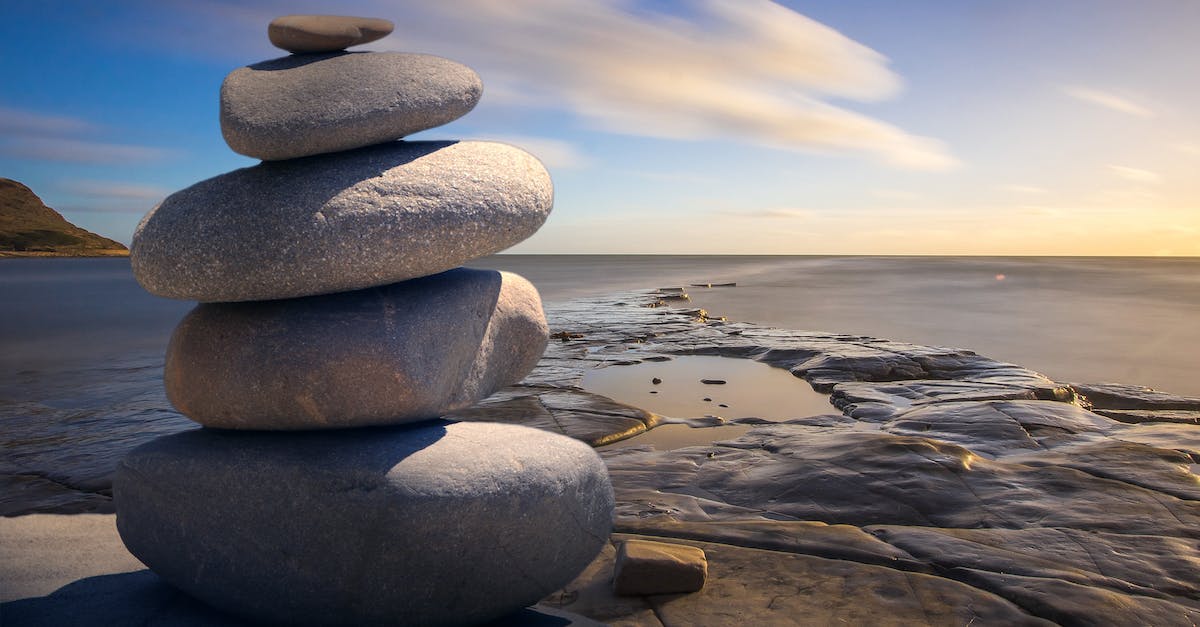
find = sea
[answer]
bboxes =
[2,255,1198,410]
[2,252,1200,393]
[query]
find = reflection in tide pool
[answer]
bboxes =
[583,355,833,450]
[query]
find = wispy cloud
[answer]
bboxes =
[626,170,713,184]
[1094,187,1162,204]
[57,203,156,214]
[871,189,921,201]
[1107,165,1163,184]
[999,184,1048,194]
[1176,142,1200,156]
[1015,205,1064,217]
[59,180,171,201]
[0,105,179,164]
[0,106,96,136]
[473,135,590,169]
[1061,86,1153,117]
[170,0,958,171]
[722,207,815,219]
[1,138,176,164]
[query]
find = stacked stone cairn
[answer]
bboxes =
[116,15,613,627]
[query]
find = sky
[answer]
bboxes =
[1,0,1197,255]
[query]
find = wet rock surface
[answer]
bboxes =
[6,290,1200,624]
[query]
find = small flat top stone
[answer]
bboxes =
[268,15,393,53]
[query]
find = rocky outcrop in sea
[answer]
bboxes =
[116,15,611,626]
[0,178,128,257]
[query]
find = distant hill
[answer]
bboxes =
[0,178,129,257]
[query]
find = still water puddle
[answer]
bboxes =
[583,355,832,450]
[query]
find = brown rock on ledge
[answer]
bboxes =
[613,539,707,596]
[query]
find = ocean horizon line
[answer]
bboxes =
[492,252,1200,259]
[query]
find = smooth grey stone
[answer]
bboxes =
[267,15,393,54]
[165,269,548,430]
[114,421,615,627]
[131,141,552,302]
[221,52,481,160]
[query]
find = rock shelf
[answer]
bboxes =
[5,290,1200,624]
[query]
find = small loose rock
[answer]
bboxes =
[612,539,707,596]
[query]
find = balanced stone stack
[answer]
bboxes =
[116,15,613,626]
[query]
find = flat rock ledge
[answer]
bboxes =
[6,290,1200,624]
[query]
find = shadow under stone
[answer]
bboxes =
[2,570,603,627]
[0,570,248,626]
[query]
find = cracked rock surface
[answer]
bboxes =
[5,290,1200,624]
[525,293,1200,625]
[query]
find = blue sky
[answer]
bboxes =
[2,1,1197,254]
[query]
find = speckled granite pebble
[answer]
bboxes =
[131,141,552,302]
[164,269,548,430]
[114,421,614,626]
[268,15,393,54]
[221,52,481,160]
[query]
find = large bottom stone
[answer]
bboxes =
[164,268,548,430]
[114,421,614,626]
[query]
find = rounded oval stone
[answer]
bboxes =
[131,141,552,302]
[114,421,615,626]
[221,52,482,160]
[165,269,549,430]
[268,15,394,54]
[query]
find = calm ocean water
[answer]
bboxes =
[1,255,1198,398]
[485,255,1200,397]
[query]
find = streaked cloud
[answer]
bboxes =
[723,207,815,219]
[57,203,155,214]
[871,189,921,201]
[1094,187,1162,205]
[999,184,1048,195]
[626,170,712,184]
[1,138,176,164]
[174,0,958,171]
[474,135,590,169]
[1061,86,1153,117]
[60,180,171,201]
[1016,205,1064,217]
[0,106,95,136]
[0,105,178,165]
[1176,142,1200,156]
[1107,165,1163,184]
